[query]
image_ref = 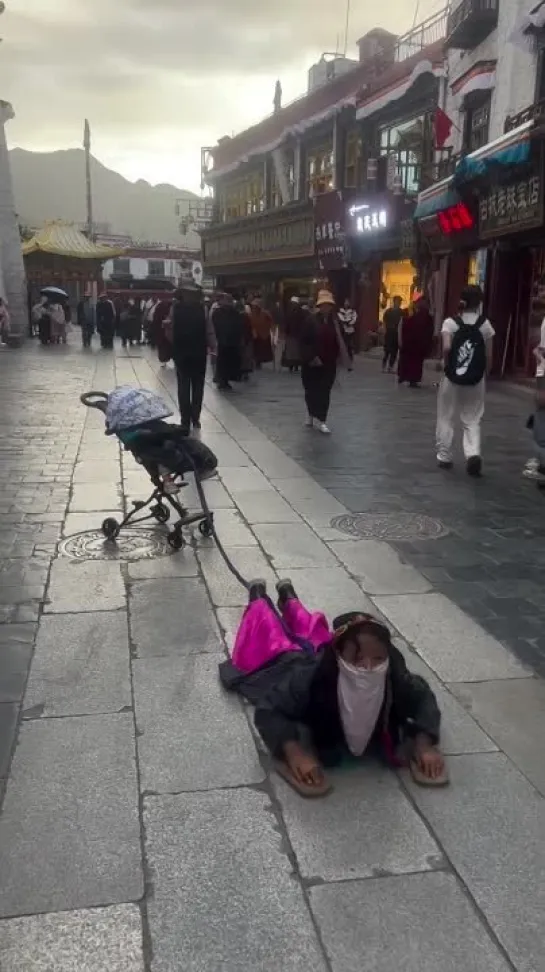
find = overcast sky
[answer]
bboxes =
[2,0,444,192]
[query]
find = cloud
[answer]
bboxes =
[2,0,442,189]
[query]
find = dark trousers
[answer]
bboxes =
[176,356,207,429]
[383,333,398,370]
[81,325,94,348]
[301,364,336,423]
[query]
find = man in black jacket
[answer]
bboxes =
[171,283,212,433]
[220,581,446,796]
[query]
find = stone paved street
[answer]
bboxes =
[0,339,544,971]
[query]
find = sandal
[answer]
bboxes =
[273,759,333,798]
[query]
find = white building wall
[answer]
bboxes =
[102,256,181,281]
[0,101,27,341]
[444,0,539,156]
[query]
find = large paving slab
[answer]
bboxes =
[450,677,545,795]
[220,465,274,493]
[70,482,122,512]
[271,476,346,515]
[129,578,221,656]
[398,645,498,756]
[239,441,307,479]
[407,752,545,972]
[204,508,258,546]
[231,489,300,524]
[144,789,328,972]
[0,623,35,702]
[127,547,200,580]
[273,765,443,882]
[282,567,375,621]
[374,593,532,682]
[0,903,145,972]
[46,559,126,614]
[329,539,432,596]
[133,654,264,792]
[0,703,18,778]
[0,713,142,916]
[253,522,337,570]
[310,871,511,972]
[197,545,277,607]
[23,611,131,717]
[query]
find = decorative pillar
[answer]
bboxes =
[0,101,27,344]
[294,140,305,201]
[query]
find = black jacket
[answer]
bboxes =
[213,305,244,349]
[219,643,440,766]
[172,300,208,360]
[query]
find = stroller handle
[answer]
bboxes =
[80,391,109,414]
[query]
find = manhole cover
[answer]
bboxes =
[59,528,175,561]
[330,512,448,542]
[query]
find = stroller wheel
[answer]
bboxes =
[152,503,170,524]
[167,530,185,550]
[198,518,214,538]
[102,517,120,541]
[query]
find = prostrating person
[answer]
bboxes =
[436,284,494,477]
[219,580,447,797]
[171,284,212,433]
[397,296,434,387]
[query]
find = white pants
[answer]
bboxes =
[436,377,485,462]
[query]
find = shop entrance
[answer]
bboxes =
[380,259,416,312]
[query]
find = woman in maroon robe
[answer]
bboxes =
[397,297,434,388]
[152,299,174,364]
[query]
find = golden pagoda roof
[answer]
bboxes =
[22,222,126,260]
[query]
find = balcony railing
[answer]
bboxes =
[395,7,448,62]
[505,98,545,133]
[446,0,499,50]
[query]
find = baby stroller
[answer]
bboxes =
[81,387,218,550]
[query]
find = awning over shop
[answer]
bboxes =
[453,120,533,185]
[415,120,534,219]
[22,222,125,260]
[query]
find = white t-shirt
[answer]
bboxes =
[442,310,495,342]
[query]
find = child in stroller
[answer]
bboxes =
[81,386,218,549]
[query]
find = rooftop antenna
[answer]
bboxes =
[412,0,420,27]
[343,0,350,56]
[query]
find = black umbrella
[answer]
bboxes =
[41,286,69,300]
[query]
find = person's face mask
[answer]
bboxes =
[339,656,389,677]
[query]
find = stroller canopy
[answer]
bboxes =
[106,386,173,433]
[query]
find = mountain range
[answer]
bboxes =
[9,148,201,249]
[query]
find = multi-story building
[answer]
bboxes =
[201,11,448,339]
[102,245,201,288]
[415,0,545,378]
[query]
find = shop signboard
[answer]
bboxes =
[313,190,356,271]
[479,169,544,239]
[203,210,314,268]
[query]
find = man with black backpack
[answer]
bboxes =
[436,284,494,477]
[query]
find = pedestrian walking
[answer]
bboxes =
[338,298,357,360]
[523,317,545,479]
[249,297,274,368]
[0,297,11,346]
[282,297,304,373]
[397,296,434,387]
[300,289,349,434]
[436,284,495,477]
[77,293,95,348]
[212,293,243,390]
[172,284,213,433]
[152,299,173,365]
[96,293,116,349]
[382,296,403,372]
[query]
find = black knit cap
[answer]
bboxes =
[331,612,391,649]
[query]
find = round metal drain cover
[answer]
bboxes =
[59,528,175,561]
[330,512,448,542]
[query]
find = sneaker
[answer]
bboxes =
[466,455,482,477]
[523,458,539,478]
[437,458,453,470]
[304,415,314,428]
[318,422,331,434]
[276,579,297,609]
[248,579,267,602]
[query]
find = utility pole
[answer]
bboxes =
[343,0,351,57]
[83,119,93,238]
